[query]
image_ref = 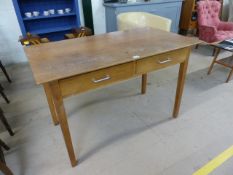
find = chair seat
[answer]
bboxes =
[214,30,233,41]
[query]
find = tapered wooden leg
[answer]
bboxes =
[212,47,217,56]
[226,68,233,83]
[141,74,147,94]
[208,48,220,75]
[173,48,190,118]
[50,81,77,167]
[43,84,59,125]
[0,161,13,175]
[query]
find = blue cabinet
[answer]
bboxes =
[104,0,183,33]
[12,0,81,41]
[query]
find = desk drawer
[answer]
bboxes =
[136,48,188,74]
[60,62,134,97]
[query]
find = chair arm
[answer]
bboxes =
[199,25,217,34]
[198,25,217,43]
[218,21,233,31]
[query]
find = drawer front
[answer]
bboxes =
[60,62,134,97]
[136,48,188,74]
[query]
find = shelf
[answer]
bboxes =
[30,25,76,34]
[23,12,76,21]
[12,0,81,41]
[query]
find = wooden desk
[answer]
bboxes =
[25,28,200,167]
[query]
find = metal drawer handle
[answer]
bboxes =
[92,75,111,83]
[158,58,172,64]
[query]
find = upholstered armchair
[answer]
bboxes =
[197,0,233,43]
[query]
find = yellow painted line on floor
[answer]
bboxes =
[193,145,233,175]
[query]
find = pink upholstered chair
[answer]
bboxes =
[197,0,233,43]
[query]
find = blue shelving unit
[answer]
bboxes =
[12,0,81,41]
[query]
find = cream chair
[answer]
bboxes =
[117,12,172,94]
[117,12,171,32]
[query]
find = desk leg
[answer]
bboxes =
[50,81,78,167]
[44,83,59,125]
[173,49,190,118]
[141,74,147,94]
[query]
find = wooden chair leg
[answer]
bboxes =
[0,161,13,175]
[0,109,14,136]
[0,61,11,83]
[0,140,13,175]
[0,145,5,164]
[226,68,233,83]
[0,139,10,165]
[141,74,147,94]
[0,139,10,151]
[0,84,10,104]
[0,140,10,151]
[212,47,217,56]
[195,44,199,49]
[208,48,221,75]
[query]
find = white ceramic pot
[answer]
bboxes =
[25,12,32,18]
[65,8,71,13]
[43,11,50,16]
[57,9,64,15]
[49,9,55,15]
[33,11,40,17]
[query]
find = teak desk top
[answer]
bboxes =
[25,27,200,85]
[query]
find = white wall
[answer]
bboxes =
[91,0,106,34]
[0,0,27,65]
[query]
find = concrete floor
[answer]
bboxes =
[1,45,233,175]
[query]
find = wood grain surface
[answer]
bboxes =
[25,28,201,85]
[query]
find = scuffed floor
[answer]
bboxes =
[1,45,233,175]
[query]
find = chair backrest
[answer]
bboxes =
[72,27,92,37]
[19,33,50,46]
[197,0,221,27]
[117,12,172,32]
